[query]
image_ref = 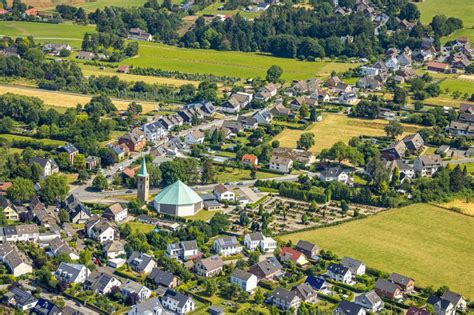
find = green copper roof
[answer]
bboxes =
[154,180,203,205]
[138,156,148,177]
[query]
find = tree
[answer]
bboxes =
[203,278,217,296]
[250,167,257,180]
[7,178,35,202]
[80,249,91,265]
[92,175,108,191]
[248,251,259,265]
[77,170,90,183]
[299,103,309,118]
[297,133,315,150]
[384,121,404,139]
[40,174,69,204]
[393,87,408,104]
[266,65,283,83]
[301,212,309,224]
[201,158,215,184]
[340,200,349,214]
[254,288,265,304]
[271,140,280,148]
[58,208,70,224]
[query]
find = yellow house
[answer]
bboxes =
[0,199,19,221]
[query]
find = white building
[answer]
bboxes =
[213,184,235,202]
[103,203,128,223]
[54,263,90,284]
[327,263,352,284]
[143,121,167,143]
[86,218,116,244]
[231,268,258,292]
[184,130,205,145]
[341,256,366,275]
[154,180,203,217]
[243,232,277,253]
[162,290,195,314]
[213,237,242,257]
[121,280,152,303]
[269,154,293,173]
[414,155,442,177]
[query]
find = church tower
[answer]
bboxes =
[137,156,149,202]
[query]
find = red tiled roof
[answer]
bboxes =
[280,247,304,262]
[241,154,258,165]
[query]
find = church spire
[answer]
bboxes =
[138,155,148,177]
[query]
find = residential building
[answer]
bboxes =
[381,141,407,160]
[441,291,467,311]
[195,255,224,277]
[153,180,203,217]
[103,240,125,259]
[162,289,195,314]
[102,203,128,223]
[252,109,273,124]
[0,199,19,221]
[143,121,167,142]
[54,263,90,284]
[3,287,38,311]
[0,181,12,196]
[305,275,331,294]
[292,283,317,304]
[128,28,153,41]
[327,263,352,284]
[243,232,277,253]
[269,288,301,311]
[341,257,366,275]
[166,240,201,261]
[249,257,283,280]
[280,247,308,266]
[414,155,442,177]
[355,290,384,312]
[32,298,62,315]
[0,242,32,277]
[184,130,205,145]
[127,297,171,315]
[3,224,39,242]
[85,217,116,243]
[64,194,90,224]
[388,272,415,294]
[230,268,258,292]
[121,280,152,303]
[406,306,430,315]
[85,156,100,170]
[84,272,121,294]
[448,121,474,138]
[57,143,79,164]
[222,120,244,134]
[76,51,94,60]
[222,92,253,113]
[29,157,59,178]
[427,295,455,315]
[427,61,449,73]
[148,268,179,288]
[334,300,367,315]
[295,240,320,259]
[270,104,291,117]
[119,128,147,152]
[402,133,424,153]
[254,83,278,102]
[319,166,351,184]
[47,238,79,261]
[269,153,293,173]
[375,278,402,300]
[241,153,258,167]
[213,237,242,256]
[213,184,235,202]
[127,252,156,274]
[238,115,258,130]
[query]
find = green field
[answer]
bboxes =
[197,2,263,19]
[125,221,155,234]
[186,209,222,221]
[439,77,474,95]
[281,204,474,298]
[0,133,65,146]
[0,21,94,47]
[215,168,279,182]
[122,42,358,80]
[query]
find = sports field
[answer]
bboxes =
[122,42,358,81]
[272,113,420,153]
[281,204,474,298]
[0,85,158,112]
[0,21,94,47]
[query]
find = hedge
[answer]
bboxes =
[317,293,341,303]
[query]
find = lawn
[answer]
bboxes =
[122,42,358,81]
[0,133,65,146]
[215,168,279,182]
[439,77,474,95]
[197,2,263,19]
[125,221,155,234]
[20,0,154,11]
[280,203,474,298]
[0,21,94,47]
[0,84,158,112]
[186,209,222,222]
[272,113,421,153]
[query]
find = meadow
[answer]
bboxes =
[17,0,150,11]
[439,198,474,216]
[0,21,94,47]
[280,203,474,298]
[272,113,420,153]
[122,42,358,81]
[0,85,158,112]
[215,168,279,182]
[197,2,263,19]
[0,133,65,145]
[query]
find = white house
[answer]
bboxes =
[213,237,242,257]
[243,232,277,253]
[103,203,128,223]
[327,263,352,284]
[252,109,274,124]
[269,154,293,173]
[414,155,442,177]
[162,289,195,314]
[127,252,156,274]
[355,291,384,313]
[184,130,205,145]
[385,56,399,71]
[29,157,59,178]
[121,280,152,303]
[84,272,122,295]
[143,121,167,143]
[166,240,201,261]
[86,218,116,244]
[319,166,350,184]
[231,268,258,292]
[0,242,32,277]
[335,300,366,315]
[4,287,38,311]
[341,257,366,276]
[360,66,380,76]
[54,263,90,284]
[213,184,235,202]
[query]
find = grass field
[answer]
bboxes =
[272,113,421,153]
[186,209,222,221]
[0,21,94,47]
[197,2,263,19]
[281,203,474,298]
[16,0,151,10]
[123,42,358,81]
[125,221,155,234]
[439,199,474,216]
[439,77,474,95]
[0,85,158,112]
[215,168,279,182]
[0,133,65,145]
[80,65,199,87]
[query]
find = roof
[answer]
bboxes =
[336,300,365,314]
[163,289,192,308]
[341,256,364,272]
[33,298,62,315]
[130,297,170,315]
[29,156,58,169]
[406,306,430,315]
[127,252,154,271]
[6,287,37,306]
[214,236,239,248]
[271,288,298,303]
[214,184,230,194]
[427,61,449,69]
[270,153,293,165]
[241,153,258,164]
[246,232,264,242]
[56,263,86,281]
[249,257,282,277]
[232,268,255,281]
[427,295,453,311]
[357,290,382,306]
[181,240,198,251]
[375,278,400,294]
[305,275,327,290]
[389,272,413,286]
[148,268,176,286]
[85,272,120,293]
[103,240,124,253]
[198,255,224,271]
[138,156,148,177]
[58,143,78,154]
[154,180,203,206]
[280,247,305,262]
[295,240,318,253]
[292,283,315,300]
[441,291,464,305]
[327,263,350,276]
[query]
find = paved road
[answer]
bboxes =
[442,157,474,166]
[40,292,100,315]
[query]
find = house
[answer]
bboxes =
[213,184,235,201]
[47,238,79,260]
[341,257,366,275]
[208,306,224,315]
[119,128,147,152]
[103,240,125,259]
[231,268,258,292]
[128,28,153,41]
[84,272,121,294]
[292,283,317,304]
[270,104,291,117]
[397,53,412,67]
[213,236,242,256]
[102,203,128,223]
[0,199,19,221]
[375,278,402,300]
[166,240,201,261]
[414,155,442,177]
[85,156,100,170]
[178,107,204,124]
[3,286,38,310]
[127,252,156,274]
[0,181,12,196]
[385,56,399,71]
[222,120,244,134]
[406,306,430,315]
[327,263,352,284]
[243,232,277,252]
[195,255,224,277]
[280,247,308,266]
[3,224,39,242]
[54,263,90,284]
[241,153,258,167]
[427,295,455,315]
[85,217,116,243]
[162,289,195,314]
[295,240,320,259]
[159,115,184,131]
[117,65,130,73]
[334,300,366,315]
[32,298,62,315]
[42,43,72,56]
[249,257,283,280]
[355,290,384,313]
[57,143,79,164]
[184,130,205,145]
[237,115,258,130]
[127,297,170,315]
[269,288,301,311]
[427,61,449,73]
[255,83,278,102]
[388,272,415,294]
[441,291,467,311]
[448,121,474,138]
[305,275,330,294]
[319,166,351,184]
[185,100,215,116]
[402,133,424,153]
[221,92,253,113]
[0,242,32,277]
[121,280,152,303]
[273,148,315,166]
[76,51,95,60]
[269,153,293,173]
[252,109,273,124]
[65,194,90,224]
[148,268,178,288]
[29,157,59,178]
[381,141,407,160]
[143,121,167,142]
[357,76,383,90]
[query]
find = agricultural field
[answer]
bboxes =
[281,203,474,298]
[439,198,474,216]
[0,21,94,47]
[197,2,263,19]
[0,85,158,112]
[122,42,358,81]
[0,133,65,145]
[80,65,200,87]
[272,113,421,153]
[14,0,150,11]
